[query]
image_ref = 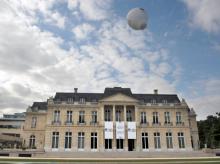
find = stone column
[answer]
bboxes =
[112,105,116,151]
[135,105,139,151]
[124,105,128,151]
[100,105,104,151]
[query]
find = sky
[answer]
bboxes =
[0,0,220,120]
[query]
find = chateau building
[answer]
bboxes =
[22,87,199,152]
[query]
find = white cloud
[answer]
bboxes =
[5,0,66,29]
[72,23,95,40]
[67,0,113,21]
[0,0,181,115]
[185,78,220,120]
[183,0,220,33]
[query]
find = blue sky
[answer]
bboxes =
[0,0,220,120]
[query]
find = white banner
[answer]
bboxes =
[104,122,113,139]
[116,122,125,139]
[128,122,136,139]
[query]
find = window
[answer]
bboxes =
[166,132,173,149]
[78,132,85,149]
[151,99,156,104]
[66,111,72,123]
[154,132,161,149]
[116,110,121,122]
[91,111,97,123]
[67,98,74,103]
[79,98,85,104]
[140,112,147,124]
[54,110,60,122]
[79,111,85,123]
[105,139,112,149]
[65,132,72,149]
[178,132,185,148]
[31,117,37,128]
[142,132,148,149]
[91,132,97,149]
[153,112,159,124]
[52,132,59,149]
[116,139,123,149]
[29,135,35,148]
[164,112,171,124]
[162,99,167,104]
[126,110,132,122]
[104,109,111,121]
[176,112,182,124]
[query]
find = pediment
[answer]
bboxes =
[100,93,139,102]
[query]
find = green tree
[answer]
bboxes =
[198,113,220,148]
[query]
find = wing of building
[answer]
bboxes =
[22,87,199,152]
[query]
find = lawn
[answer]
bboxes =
[0,157,220,164]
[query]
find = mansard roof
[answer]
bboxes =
[53,87,180,104]
[31,102,47,110]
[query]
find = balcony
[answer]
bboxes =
[90,121,99,126]
[152,122,161,126]
[77,121,86,125]
[164,122,173,126]
[65,121,73,125]
[51,121,61,125]
[176,122,185,126]
[139,122,149,127]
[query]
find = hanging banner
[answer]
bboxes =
[104,122,113,139]
[116,122,125,139]
[127,122,136,139]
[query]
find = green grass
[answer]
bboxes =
[0,158,220,163]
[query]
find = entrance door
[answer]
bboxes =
[128,139,135,151]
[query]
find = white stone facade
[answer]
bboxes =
[22,87,199,153]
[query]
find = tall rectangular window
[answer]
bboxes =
[79,111,85,123]
[140,112,147,124]
[176,112,182,124]
[29,135,35,148]
[66,111,72,123]
[153,112,159,124]
[178,132,185,148]
[154,132,161,149]
[78,132,85,149]
[126,110,132,122]
[52,132,59,149]
[104,109,111,121]
[116,110,121,122]
[166,132,173,149]
[91,111,97,123]
[91,132,97,149]
[116,139,123,149]
[31,117,37,128]
[54,110,60,122]
[65,132,72,149]
[164,112,171,124]
[105,139,112,149]
[142,132,149,149]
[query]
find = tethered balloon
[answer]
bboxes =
[127,8,148,30]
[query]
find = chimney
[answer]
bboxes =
[154,89,158,94]
[74,88,78,93]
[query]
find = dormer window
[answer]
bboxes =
[67,98,74,103]
[151,99,156,104]
[79,98,86,104]
[162,99,167,104]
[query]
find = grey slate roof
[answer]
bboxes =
[31,102,47,110]
[54,87,180,104]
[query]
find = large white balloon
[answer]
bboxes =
[127,8,148,30]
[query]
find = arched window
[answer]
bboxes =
[29,135,35,149]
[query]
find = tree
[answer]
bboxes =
[198,113,220,148]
